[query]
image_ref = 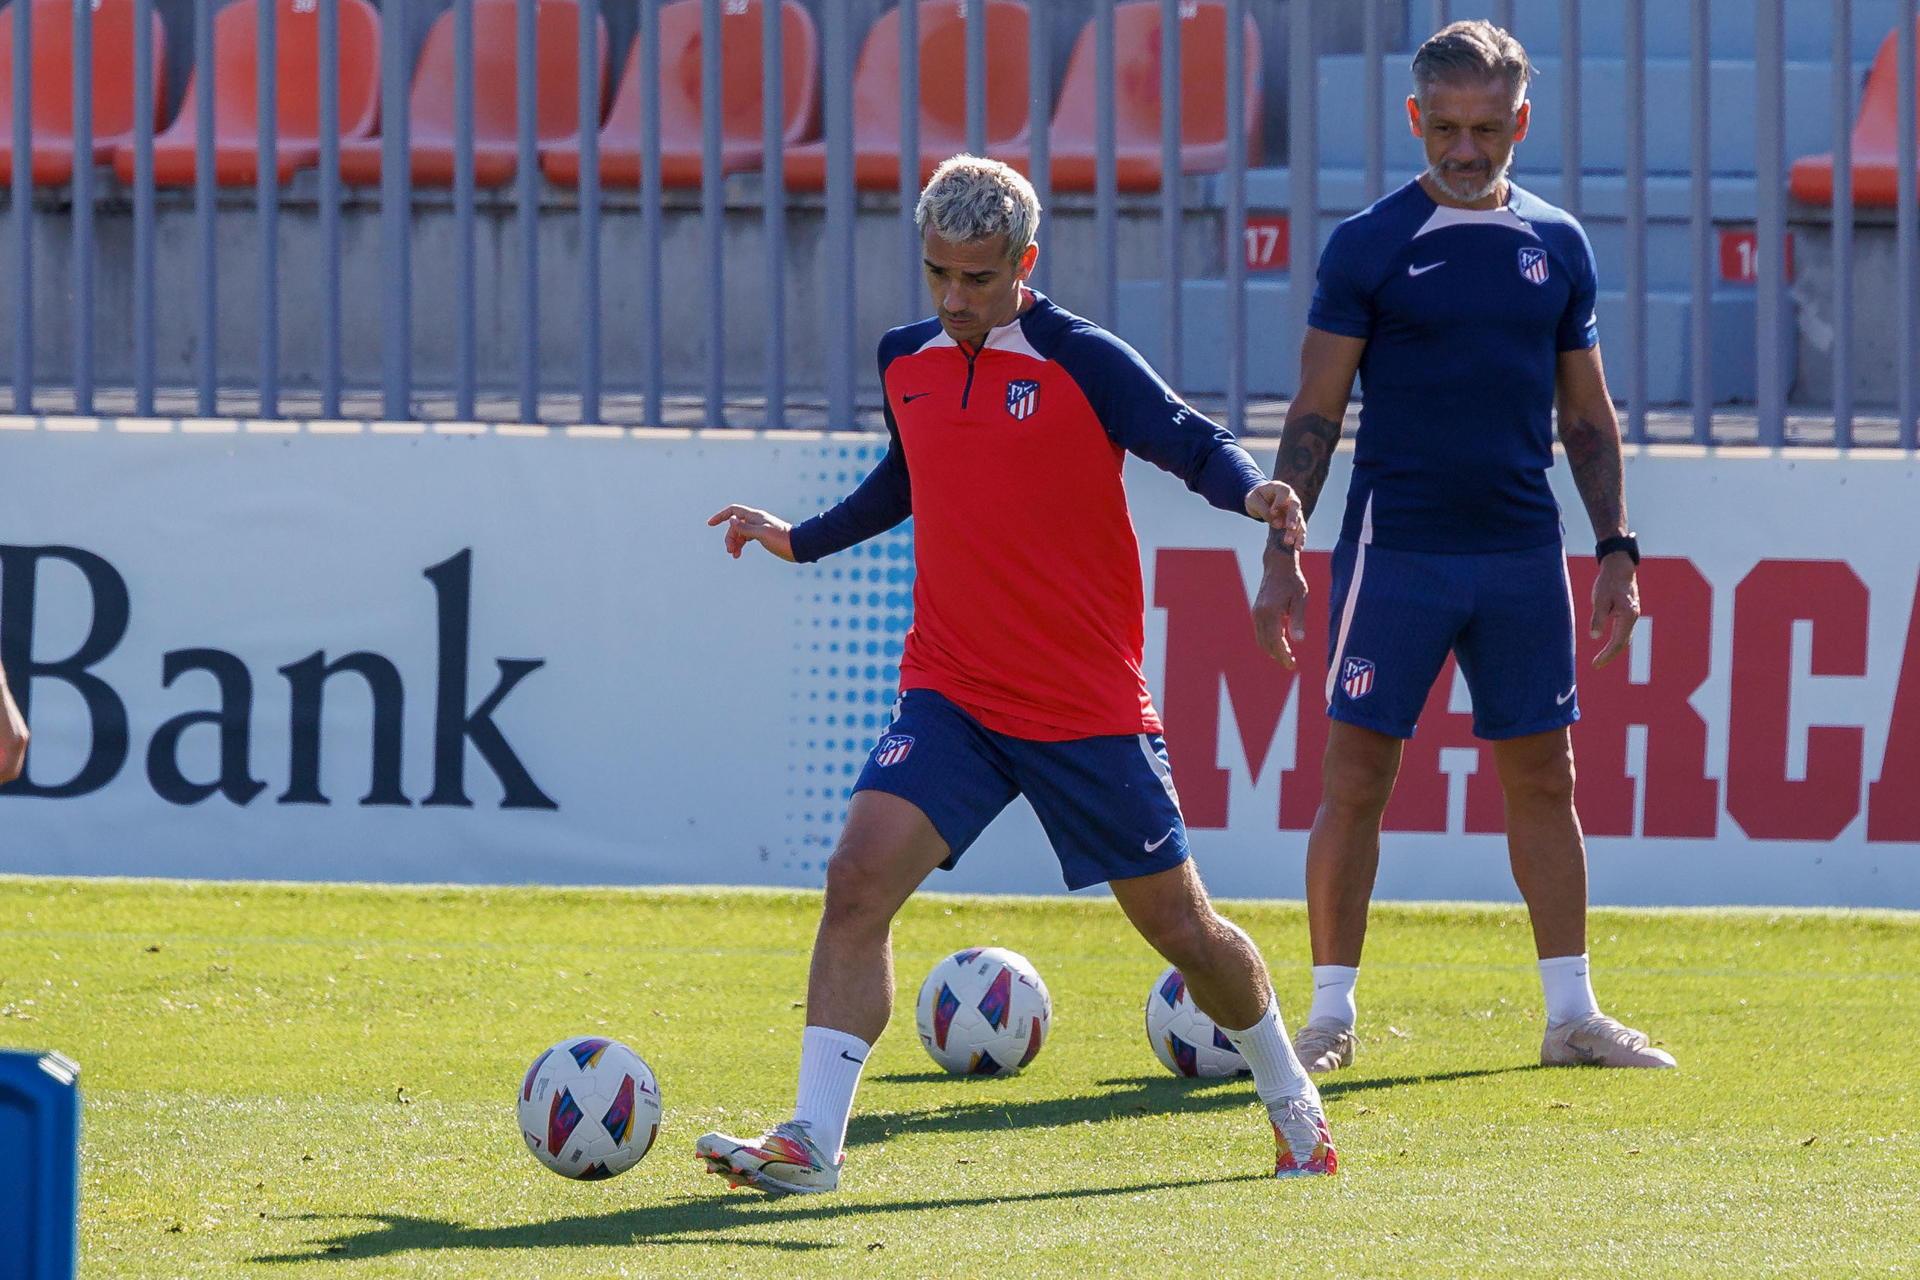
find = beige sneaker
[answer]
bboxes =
[1541,1012,1677,1069]
[1292,1018,1359,1074]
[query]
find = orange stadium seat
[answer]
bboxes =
[783,0,1030,191]
[0,0,166,185]
[337,0,605,187]
[1048,0,1261,192]
[541,0,816,188]
[1790,17,1920,206]
[116,0,380,187]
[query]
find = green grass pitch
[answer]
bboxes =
[2,875,1916,1278]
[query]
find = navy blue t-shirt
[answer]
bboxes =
[1308,179,1600,554]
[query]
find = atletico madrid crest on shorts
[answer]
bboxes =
[874,734,915,767]
[1518,247,1550,284]
[1005,379,1040,420]
[1340,657,1375,700]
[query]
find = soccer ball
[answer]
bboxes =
[1144,966,1249,1078]
[914,947,1052,1076]
[517,1035,663,1180]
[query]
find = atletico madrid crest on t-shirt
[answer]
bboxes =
[1518,247,1550,284]
[1340,657,1375,700]
[1006,379,1041,420]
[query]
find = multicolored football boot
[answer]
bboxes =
[1270,1095,1338,1177]
[695,1120,842,1195]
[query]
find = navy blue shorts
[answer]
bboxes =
[1325,537,1580,741]
[852,689,1190,891]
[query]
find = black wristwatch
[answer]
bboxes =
[1595,533,1640,565]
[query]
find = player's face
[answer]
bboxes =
[923,230,1038,348]
[1409,76,1531,207]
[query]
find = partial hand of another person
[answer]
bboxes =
[1245,480,1307,551]
[708,504,797,562]
[0,674,27,785]
[1590,553,1640,668]
[1252,554,1309,671]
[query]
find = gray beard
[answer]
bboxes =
[1426,156,1510,203]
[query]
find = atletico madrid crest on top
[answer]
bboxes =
[1518,247,1550,285]
[1006,379,1040,420]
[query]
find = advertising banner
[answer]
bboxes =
[1,416,1915,907]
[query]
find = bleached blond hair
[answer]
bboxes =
[914,155,1041,262]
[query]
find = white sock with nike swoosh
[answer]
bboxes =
[793,1024,870,1164]
[1308,964,1359,1028]
[1539,953,1601,1027]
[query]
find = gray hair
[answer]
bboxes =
[1412,20,1532,110]
[914,154,1041,262]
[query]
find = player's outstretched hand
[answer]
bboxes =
[0,673,27,786]
[1245,480,1307,551]
[708,504,798,562]
[1251,556,1309,671]
[1589,552,1640,668]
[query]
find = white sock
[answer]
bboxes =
[792,1025,870,1163]
[1220,994,1318,1109]
[1539,953,1601,1027]
[1308,964,1359,1028]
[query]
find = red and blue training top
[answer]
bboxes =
[788,291,1268,741]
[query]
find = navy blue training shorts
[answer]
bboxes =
[1325,537,1580,741]
[852,688,1190,891]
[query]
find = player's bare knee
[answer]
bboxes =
[1140,905,1229,974]
[1499,746,1576,811]
[819,843,903,933]
[1320,755,1398,821]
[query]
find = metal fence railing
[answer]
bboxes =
[1,0,1917,446]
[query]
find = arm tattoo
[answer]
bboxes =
[1560,413,1627,538]
[1265,411,1342,553]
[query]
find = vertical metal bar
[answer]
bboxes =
[763,0,785,428]
[1561,0,1580,217]
[1899,0,1918,449]
[1364,0,1383,204]
[1756,0,1786,445]
[1429,0,1447,36]
[381,0,412,419]
[516,0,537,421]
[1494,0,1514,30]
[642,0,662,423]
[579,0,602,423]
[134,0,157,415]
[455,0,476,420]
[1225,0,1245,435]
[825,0,854,422]
[1160,0,1181,386]
[10,0,30,411]
[1095,0,1116,326]
[256,0,278,417]
[966,0,985,156]
[900,0,920,319]
[1288,0,1315,365]
[1831,0,1853,446]
[1026,0,1049,295]
[1624,0,1645,442]
[320,0,341,417]
[1689,0,1712,442]
[195,0,216,413]
[72,0,94,415]
[700,0,722,425]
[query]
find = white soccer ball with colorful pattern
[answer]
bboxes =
[915,947,1052,1076]
[1144,965,1250,1078]
[517,1035,663,1179]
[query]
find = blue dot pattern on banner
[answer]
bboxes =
[785,443,917,881]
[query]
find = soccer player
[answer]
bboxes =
[0,657,26,785]
[1251,22,1676,1074]
[698,155,1336,1194]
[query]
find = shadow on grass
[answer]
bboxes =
[849,1064,1524,1145]
[252,1173,1268,1264]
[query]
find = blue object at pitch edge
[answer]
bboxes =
[0,1049,81,1280]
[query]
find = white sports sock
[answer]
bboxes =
[1220,995,1318,1110]
[1308,964,1360,1028]
[1539,953,1601,1027]
[792,1025,870,1163]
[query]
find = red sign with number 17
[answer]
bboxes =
[1242,214,1291,272]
